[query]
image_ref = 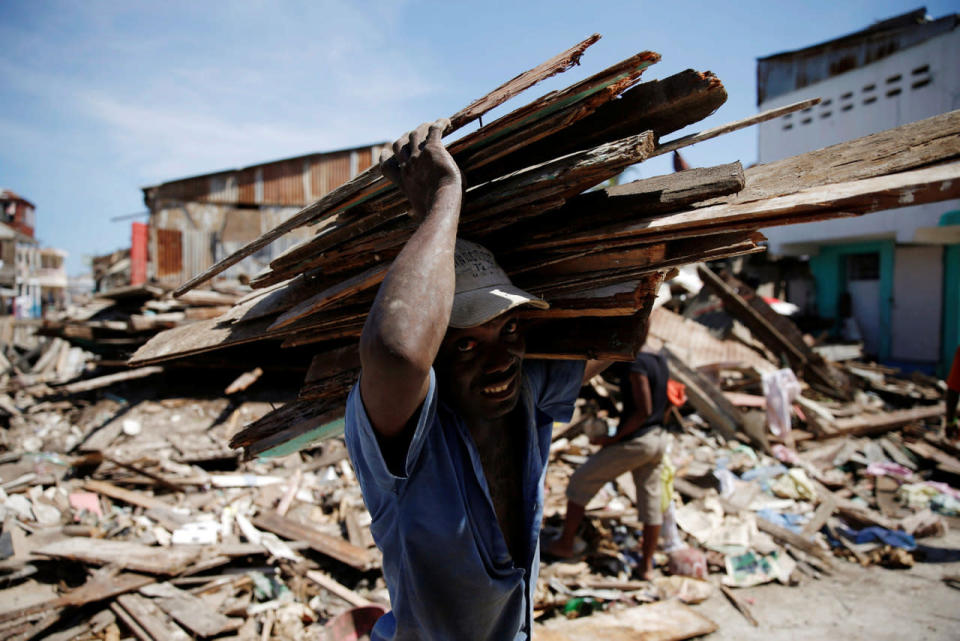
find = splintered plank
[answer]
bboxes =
[230,398,346,450]
[525,288,660,361]
[447,34,601,132]
[450,51,661,172]
[252,511,374,570]
[34,538,203,575]
[698,265,850,398]
[824,404,945,439]
[472,68,726,184]
[139,583,243,637]
[717,107,960,206]
[83,480,174,511]
[270,265,387,331]
[128,314,278,366]
[0,572,155,625]
[652,97,820,156]
[52,366,164,395]
[173,35,602,296]
[525,159,960,251]
[115,593,191,641]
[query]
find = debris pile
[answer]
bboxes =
[39,285,244,361]
[0,388,393,640]
[528,267,955,634]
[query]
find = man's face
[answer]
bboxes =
[434,314,526,422]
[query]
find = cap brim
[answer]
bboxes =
[449,285,549,329]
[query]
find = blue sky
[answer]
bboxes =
[1,1,956,276]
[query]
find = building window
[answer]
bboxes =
[912,77,932,90]
[886,88,902,97]
[886,74,902,84]
[846,253,880,281]
[863,96,877,105]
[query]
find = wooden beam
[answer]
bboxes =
[252,511,374,570]
[652,98,821,156]
[52,366,164,395]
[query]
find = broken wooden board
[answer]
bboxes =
[34,538,203,575]
[83,480,174,511]
[697,265,850,399]
[824,403,944,439]
[51,366,164,395]
[139,582,243,637]
[115,593,191,641]
[306,570,374,608]
[252,511,374,570]
[535,599,717,641]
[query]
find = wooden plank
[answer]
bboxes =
[34,538,203,575]
[172,35,603,296]
[449,51,661,173]
[306,570,373,608]
[52,366,164,395]
[720,584,759,627]
[252,511,374,570]
[83,480,174,511]
[224,367,263,394]
[716,108,960,207]
[0,572,155,625]
[269,265,387,330]
[476,69,726,185]
[653,98,821,156]
[900,438,960,475]
[140,583,243,637]
[663,346,742,441]
[698,265,849,398]
[230,399,346,453]
[115,593,191,641]
[801,492,837,537]
[446,33,602,132]
[824,403,944,439]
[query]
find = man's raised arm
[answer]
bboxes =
[359,120,462,439]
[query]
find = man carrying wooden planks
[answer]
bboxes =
[344,120,607,640]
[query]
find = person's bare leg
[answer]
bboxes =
[544,500,585,558]
[641,523,661,580]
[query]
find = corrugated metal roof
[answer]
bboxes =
[143,143,385,209]
[757,9,959,104]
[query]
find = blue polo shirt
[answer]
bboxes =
[345,359,584,641]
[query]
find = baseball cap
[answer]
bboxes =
[450,239,549,328]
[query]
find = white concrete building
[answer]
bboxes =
[756,8,960,373]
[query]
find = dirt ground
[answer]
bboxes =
[695,526,960,641]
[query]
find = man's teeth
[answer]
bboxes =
[483,381,510,394]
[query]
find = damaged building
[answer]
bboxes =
[139,143,387,288]
[756,8,960,375]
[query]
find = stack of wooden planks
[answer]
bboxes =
[127,35,960,456]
